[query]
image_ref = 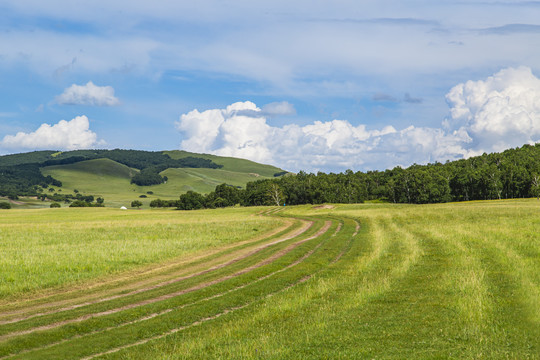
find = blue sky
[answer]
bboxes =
[2,1,540,172]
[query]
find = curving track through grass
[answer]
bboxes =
[1,201,539,359]
[0,208,352,359]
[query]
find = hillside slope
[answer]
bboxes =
[40,154,284,207]
[164,150,284,177]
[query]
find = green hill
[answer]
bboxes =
[164,150,284,177]
[39,153,285,208]
[0,149,286,208]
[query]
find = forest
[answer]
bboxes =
[166,143,540,209]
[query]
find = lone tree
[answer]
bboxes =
[532,174,540,199]
[131,200,143,209]
[268,183,285,206]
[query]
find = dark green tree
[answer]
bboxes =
[0,201,11,209]
[177,191,206,210]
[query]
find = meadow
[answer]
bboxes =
[0,200,539,359]
[0,207,283,299]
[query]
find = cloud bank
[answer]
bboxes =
[55,81,120,106]
[445,66,540,156]
[177,67,540,172]
[176,101,467,172]
[1,115,100,150]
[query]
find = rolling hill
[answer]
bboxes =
[26,150,284,208]
[164,150,285,178]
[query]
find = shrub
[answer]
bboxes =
[150,199,178,208]
[69,200,90,207]
[0,201,11,209]
[50,202,61,208]
[69,200,103,208]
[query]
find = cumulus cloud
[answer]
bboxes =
[55,81,120,106]
[1,115,101,150]
[176,102,272,162]
[445,66,540,156]
[176,101,468,172]
[176,67,540,172]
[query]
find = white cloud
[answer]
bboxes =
[0,115,101,150]
[3,1,540,100]
[176,101,272,163]
[261,101,296,116]
[171,67,540,172]
[55,81,120,106]
[446,66,540,155]
[176,101,469,172]
[178,67,540,171]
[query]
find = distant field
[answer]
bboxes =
[41,156,279,208]
[1,200,538,359]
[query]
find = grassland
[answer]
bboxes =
[40,156,280,208]
[0,207,283,299]
[1,200,539,359]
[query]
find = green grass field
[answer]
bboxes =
[40,156,280,208]
[1,200,539,359]
[0,207,283,299]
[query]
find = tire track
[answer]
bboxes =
[0,219,312,326]
[81,218,350,360]
[0,221,330,341]
[1,219,339,360]
[0,217,296,318]
[81,275,314,360]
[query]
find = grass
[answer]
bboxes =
[0,197,50,210]
[0,207,282,300]
[1,200,539,359]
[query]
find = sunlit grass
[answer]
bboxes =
[119,200,540,359]
[1,200,539,359]
[0,207,281,300]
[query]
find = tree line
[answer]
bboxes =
[155,143,540,209]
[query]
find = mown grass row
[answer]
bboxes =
[0,218,322,339]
